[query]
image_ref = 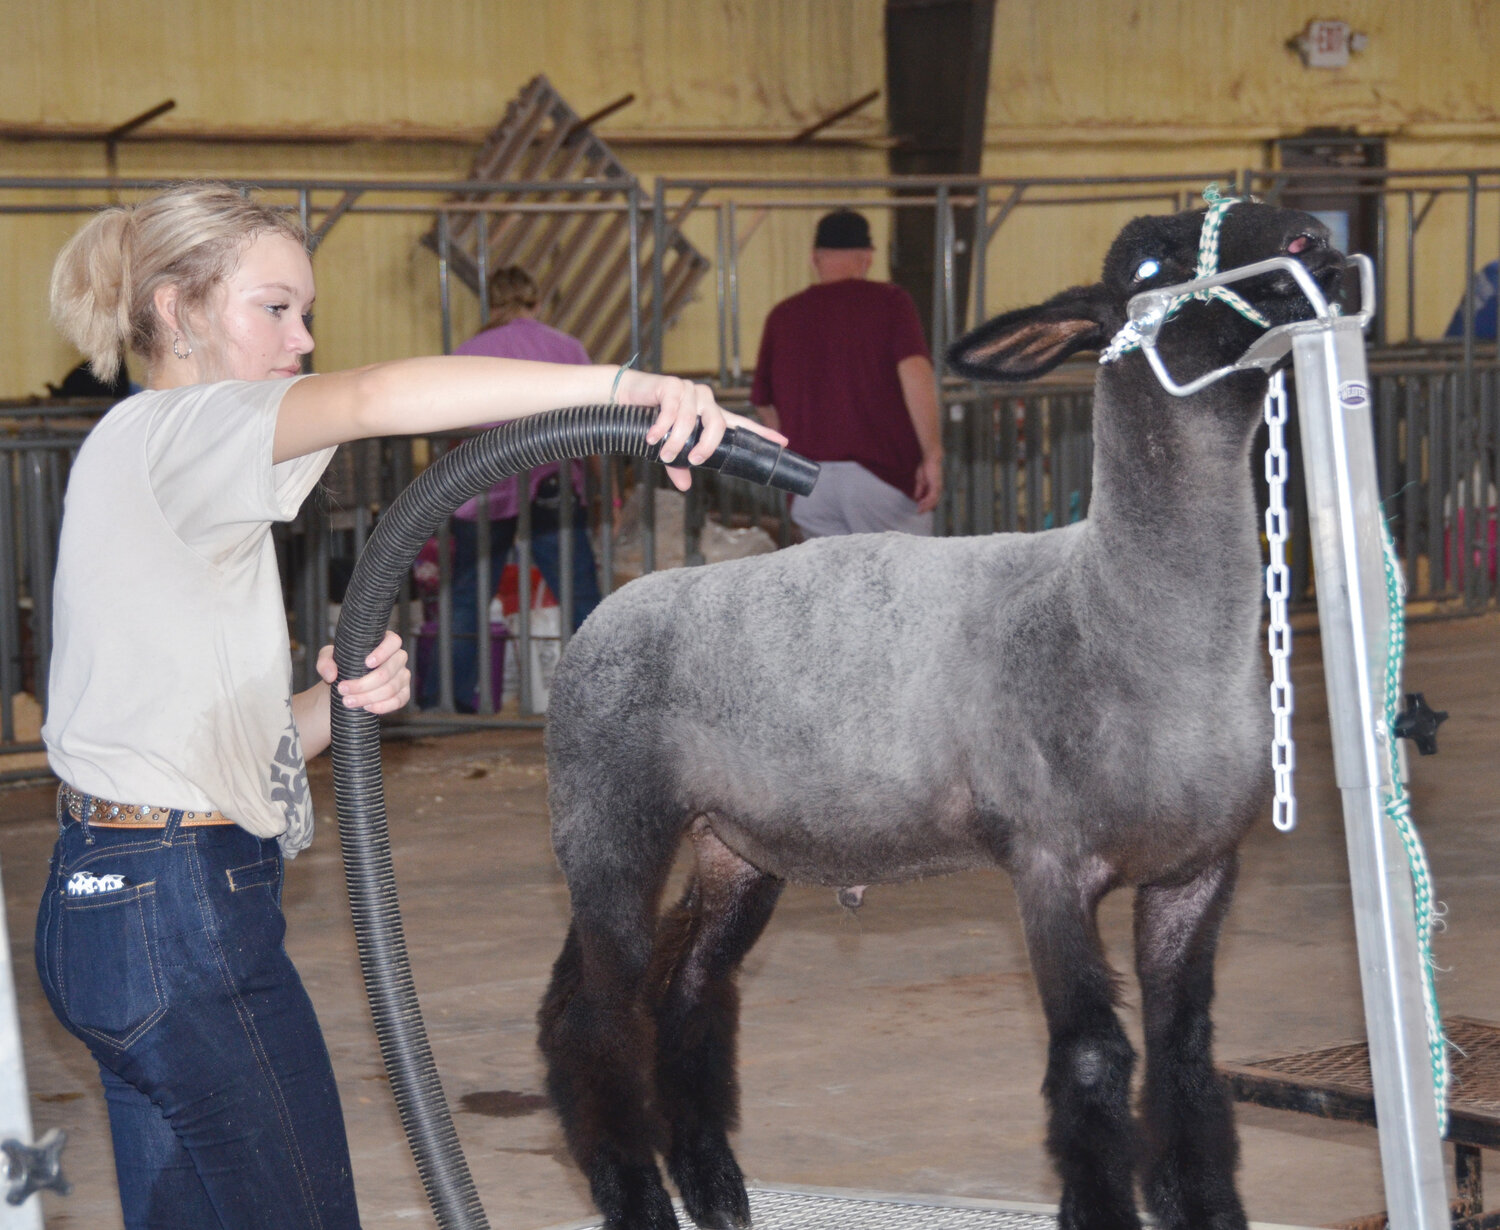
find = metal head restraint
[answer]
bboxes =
[1100,185,1273,366]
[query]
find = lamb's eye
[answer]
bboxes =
[1133,259,1161,282]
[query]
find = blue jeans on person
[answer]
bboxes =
[422,483,603,712]
[35,800,360,1229]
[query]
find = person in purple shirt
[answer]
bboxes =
[422,265,604,711]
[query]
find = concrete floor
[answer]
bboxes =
[4,612,1498,1230]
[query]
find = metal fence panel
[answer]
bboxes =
[1,357,1494,751]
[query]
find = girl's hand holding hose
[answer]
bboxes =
[618,370,788,491]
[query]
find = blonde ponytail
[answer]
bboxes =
[48,183,307,382]
[49,209,135,384]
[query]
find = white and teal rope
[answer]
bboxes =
[1191,185,1273,329]
[1379,518,1450,1134]
[1101,184,1272,365]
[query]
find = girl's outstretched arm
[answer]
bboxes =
[274,358,784,490]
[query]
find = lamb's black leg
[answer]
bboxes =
[1134,857,1248,1230]
[1015,873,1141,1230]
[649,819,783,1230]
[539,918,678,1230]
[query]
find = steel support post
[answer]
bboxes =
[1291,320,1450,1230]
[651,178,666,374]
[628,185,642,363]
[727,199,743,384]
[516,479,534,715]
[474,504,493,714]
[599,458,616,598]
[714,204,729,390]
[0,454,17,744]
[435,511,455,712]
[558,459,577,643]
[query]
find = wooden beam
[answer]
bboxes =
[105,99,177,144]
[105,99,176,181]
[791,90,881,144]
[564,94,635,145]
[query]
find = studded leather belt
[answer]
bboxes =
[60,785,236,828]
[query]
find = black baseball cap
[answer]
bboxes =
[814,209,873,250]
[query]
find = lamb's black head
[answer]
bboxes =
[947,201,1347,384]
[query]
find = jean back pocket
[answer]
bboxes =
[54,881,166,1053]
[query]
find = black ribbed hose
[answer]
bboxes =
[329,405,817,1230]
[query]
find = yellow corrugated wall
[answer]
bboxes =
[986,0,1498,134]
[975,0,1500,336]
[4,1,882,134]
[4,0,1499,395]
[2,0,887,391]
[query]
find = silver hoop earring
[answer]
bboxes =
[172,336,192,360]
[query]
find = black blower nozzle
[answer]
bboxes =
[648,421,819,496]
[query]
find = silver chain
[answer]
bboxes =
[1264,371,1297,831]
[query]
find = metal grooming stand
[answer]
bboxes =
[0,852,67,1227]
[1130,253,1450,1230]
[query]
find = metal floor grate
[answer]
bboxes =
[546,1186,1316,1230]
[548,1188,1063,1230]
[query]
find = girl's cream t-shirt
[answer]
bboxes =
[43,377,335,855]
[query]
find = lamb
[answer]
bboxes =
[536,200,1346,1230]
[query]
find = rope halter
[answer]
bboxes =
[1100,185,1274,365]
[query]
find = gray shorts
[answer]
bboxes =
[791,461,933,538]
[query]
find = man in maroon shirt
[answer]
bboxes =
[750,209,943,537]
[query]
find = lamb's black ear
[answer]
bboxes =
[946,283,1113,382]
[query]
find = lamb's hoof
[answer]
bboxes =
[837,885,865,910]
[1057,1193,1142,1230]
[1144,1167,1248,1230]
[669,1136,752,1230]
[1145,1208,1246,1230]
[591,1157,680,1230]
[686,1206,751,1230]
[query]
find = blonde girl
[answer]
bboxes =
[36,182,777,1229]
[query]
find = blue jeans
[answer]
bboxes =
[422,499,603,711]
[35,800,360,1229]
